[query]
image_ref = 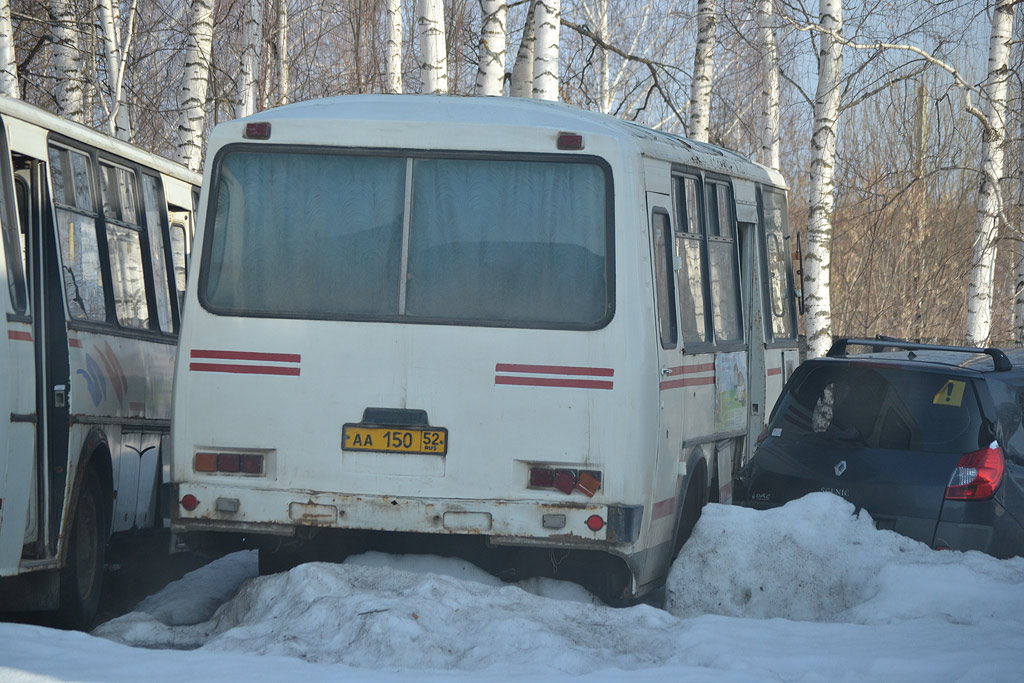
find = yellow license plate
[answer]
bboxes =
[342,425,448,455]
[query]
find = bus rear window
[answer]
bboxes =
[201,150,612,328]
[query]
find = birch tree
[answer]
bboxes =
[757,0,780,170]
[475,0,506,96]
[532,0,559,101]
[0,0,17,98]
[510,0,535,98]
[689,0,716,142]
[966,0,1014,346]
[418,0,448,93]
[51,0,85,122]
[386,0,403,93]
[176,0,215,173]
[97,0,134,140]
[804,0,844,358]
[277,0,289,104]
[235,0,264,118]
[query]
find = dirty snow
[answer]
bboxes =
[2,493,1023,682]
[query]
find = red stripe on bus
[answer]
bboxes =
[767,367,783,376]
[495,363,614,377]
[495,376,613,390]
[68,338,83,347]
[652,497,676,520]
[8,330,32,342]
[660,376,716,391]
[191,349,301,363]
[662,363,716,377]
[190,362,301,376]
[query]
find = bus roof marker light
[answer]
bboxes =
[557,132,584,150]
[244,122,272,140]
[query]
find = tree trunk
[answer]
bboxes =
[386,0,403,94]
[235,0,264,118]
[51,0,85,122]
[689,0,716,143]
[417,0,448,94]
[966,0,1014,347]
[532,0,559,101]
[510,0,535,98]
[277,0,289,104]
[757,0,779,170]
[804,0,843,358]
[0,0,18,98]
[475,0,506,96]
[176,0,215,173]
[98,0,132,140]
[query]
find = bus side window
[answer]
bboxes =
[140,174,175,332]
[100,162,152,329]
[651,209,676,349]
[169,219,187,309]
[705,181,742,344]
[763,189,796,340]
[674,175,708,346]
[49,145,108,322]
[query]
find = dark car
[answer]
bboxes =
[735,338,1024,557]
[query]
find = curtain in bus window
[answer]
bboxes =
[205,151,405,316]
[106,224,149,328]
[141,175,174,331]
[676,236,706,343]
[406,158,607,325]
[764,189,795,339]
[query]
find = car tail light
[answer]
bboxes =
[945,442,1004,500]
[755,426,770,446]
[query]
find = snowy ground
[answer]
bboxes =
[2,493,1023,682]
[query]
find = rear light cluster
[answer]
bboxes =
[529,467,601,497]
[194,451,264,475]
[945,442,1004,500]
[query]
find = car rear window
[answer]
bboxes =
[768,362,985,453]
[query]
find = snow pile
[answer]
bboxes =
[666,493,1024,624]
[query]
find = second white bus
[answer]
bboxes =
[170,95,800,602]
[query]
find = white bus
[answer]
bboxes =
[0,96,201,627]
[170,95,800,603]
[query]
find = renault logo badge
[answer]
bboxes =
[834,460,847,477]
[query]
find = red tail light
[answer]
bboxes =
[945,442,1004,500]
[755,426,770,446]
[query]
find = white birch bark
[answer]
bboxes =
[596,0,610,114]
[98,0,133,140]
[689,0,716,143]
[475,0,507,96]
[386,0,403,94]
[235,0,264,118]
[758,0,780,170]
[532,0,560,101]
[417,0,448,94]
[510,0,535,98]
[804,0,843,358]
[966,0,1014,347]
[51,0,85,122]
[176,0,215,173]
[277,0,289,104]
[0,0,18,98]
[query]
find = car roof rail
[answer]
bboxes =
[827,337,1012,372]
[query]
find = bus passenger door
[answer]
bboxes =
[646,192,685,551]
[734,180,766,465]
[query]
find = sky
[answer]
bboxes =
[1,492,1023,682]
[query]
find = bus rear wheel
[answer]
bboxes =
[56,468,107,630]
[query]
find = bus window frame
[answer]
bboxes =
[651,207,677,349]
[0,119,28,316]
[197,144,617,332]
[703,174,745,349]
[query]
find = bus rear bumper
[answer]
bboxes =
[169,483,643,547]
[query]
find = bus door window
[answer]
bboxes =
[651,208,676,349]
[762,188,796,340]
[2,153,27,314]
[167,208,191,310]
[140,174,174,332]
[673,175,709,346]
[49,145,107,322]
[99,162,151,329]
[705,180,743,344]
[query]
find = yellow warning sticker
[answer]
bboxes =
[933,379,966,407]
